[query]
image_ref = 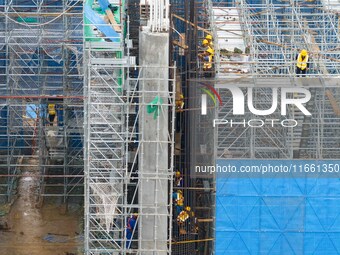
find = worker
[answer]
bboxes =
[175,171,183,187]
[48,103,56,126]
[126,213,138,249]
[200,39,213,54]
[177,206,191,235]
[296,49,309,76]
[173,189,184,215]
[201,47,214,72]
[202,39,209,48]
[175,94,184,112]
[198,39,213,68]
[205,34,214,49]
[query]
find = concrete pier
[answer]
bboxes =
[139,28,169,254]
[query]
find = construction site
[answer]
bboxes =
[0,0,339,254]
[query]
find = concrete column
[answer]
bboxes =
[139,29,169,254]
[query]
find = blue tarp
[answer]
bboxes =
[216,160,340,254]
[98,0,110,11]
[26,104,37,118]
[84,5,120,41]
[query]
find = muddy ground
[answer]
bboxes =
[0,159,83,255]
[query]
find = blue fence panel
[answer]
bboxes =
[216,159,340,255]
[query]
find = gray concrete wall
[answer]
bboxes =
[139,29,169,254]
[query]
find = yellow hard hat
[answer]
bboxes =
[178,190,183,194]
[202,39,209,45]
[185,206,191,212]
[206,48,214,55]
[205,34,213,40]
[176,171,181,177]
[301,49,307,56]
[132,213,138,218]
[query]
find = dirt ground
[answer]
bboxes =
[0,159,83,255]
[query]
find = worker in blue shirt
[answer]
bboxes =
[126,213,138,249]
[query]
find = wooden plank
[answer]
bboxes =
[172,40,188,50]
[105,9,121,32]
[172,14,212,35]
[197,218,213,223]
[171,238,214,245]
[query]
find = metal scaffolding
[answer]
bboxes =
[1,0,176,254]
[212,0,340,159]
[84,0,175,253]
[0,1,84,204]
[214,0,340,78]
[4,0,339,254]
[169,0,215,254]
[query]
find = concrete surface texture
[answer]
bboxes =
[139,29,170,254]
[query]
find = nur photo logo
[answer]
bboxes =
[201,85,312,128]
[200,84,222,115]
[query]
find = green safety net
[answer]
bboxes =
[147,96,163,120]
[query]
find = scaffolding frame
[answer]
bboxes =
[0,0,84,204]
[214,0,340,78]
[84,62,176,254]
[84,2,176,253]
[212,1,340,160]
[169,0,215,254]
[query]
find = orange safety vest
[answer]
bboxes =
[296,53,309,70]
